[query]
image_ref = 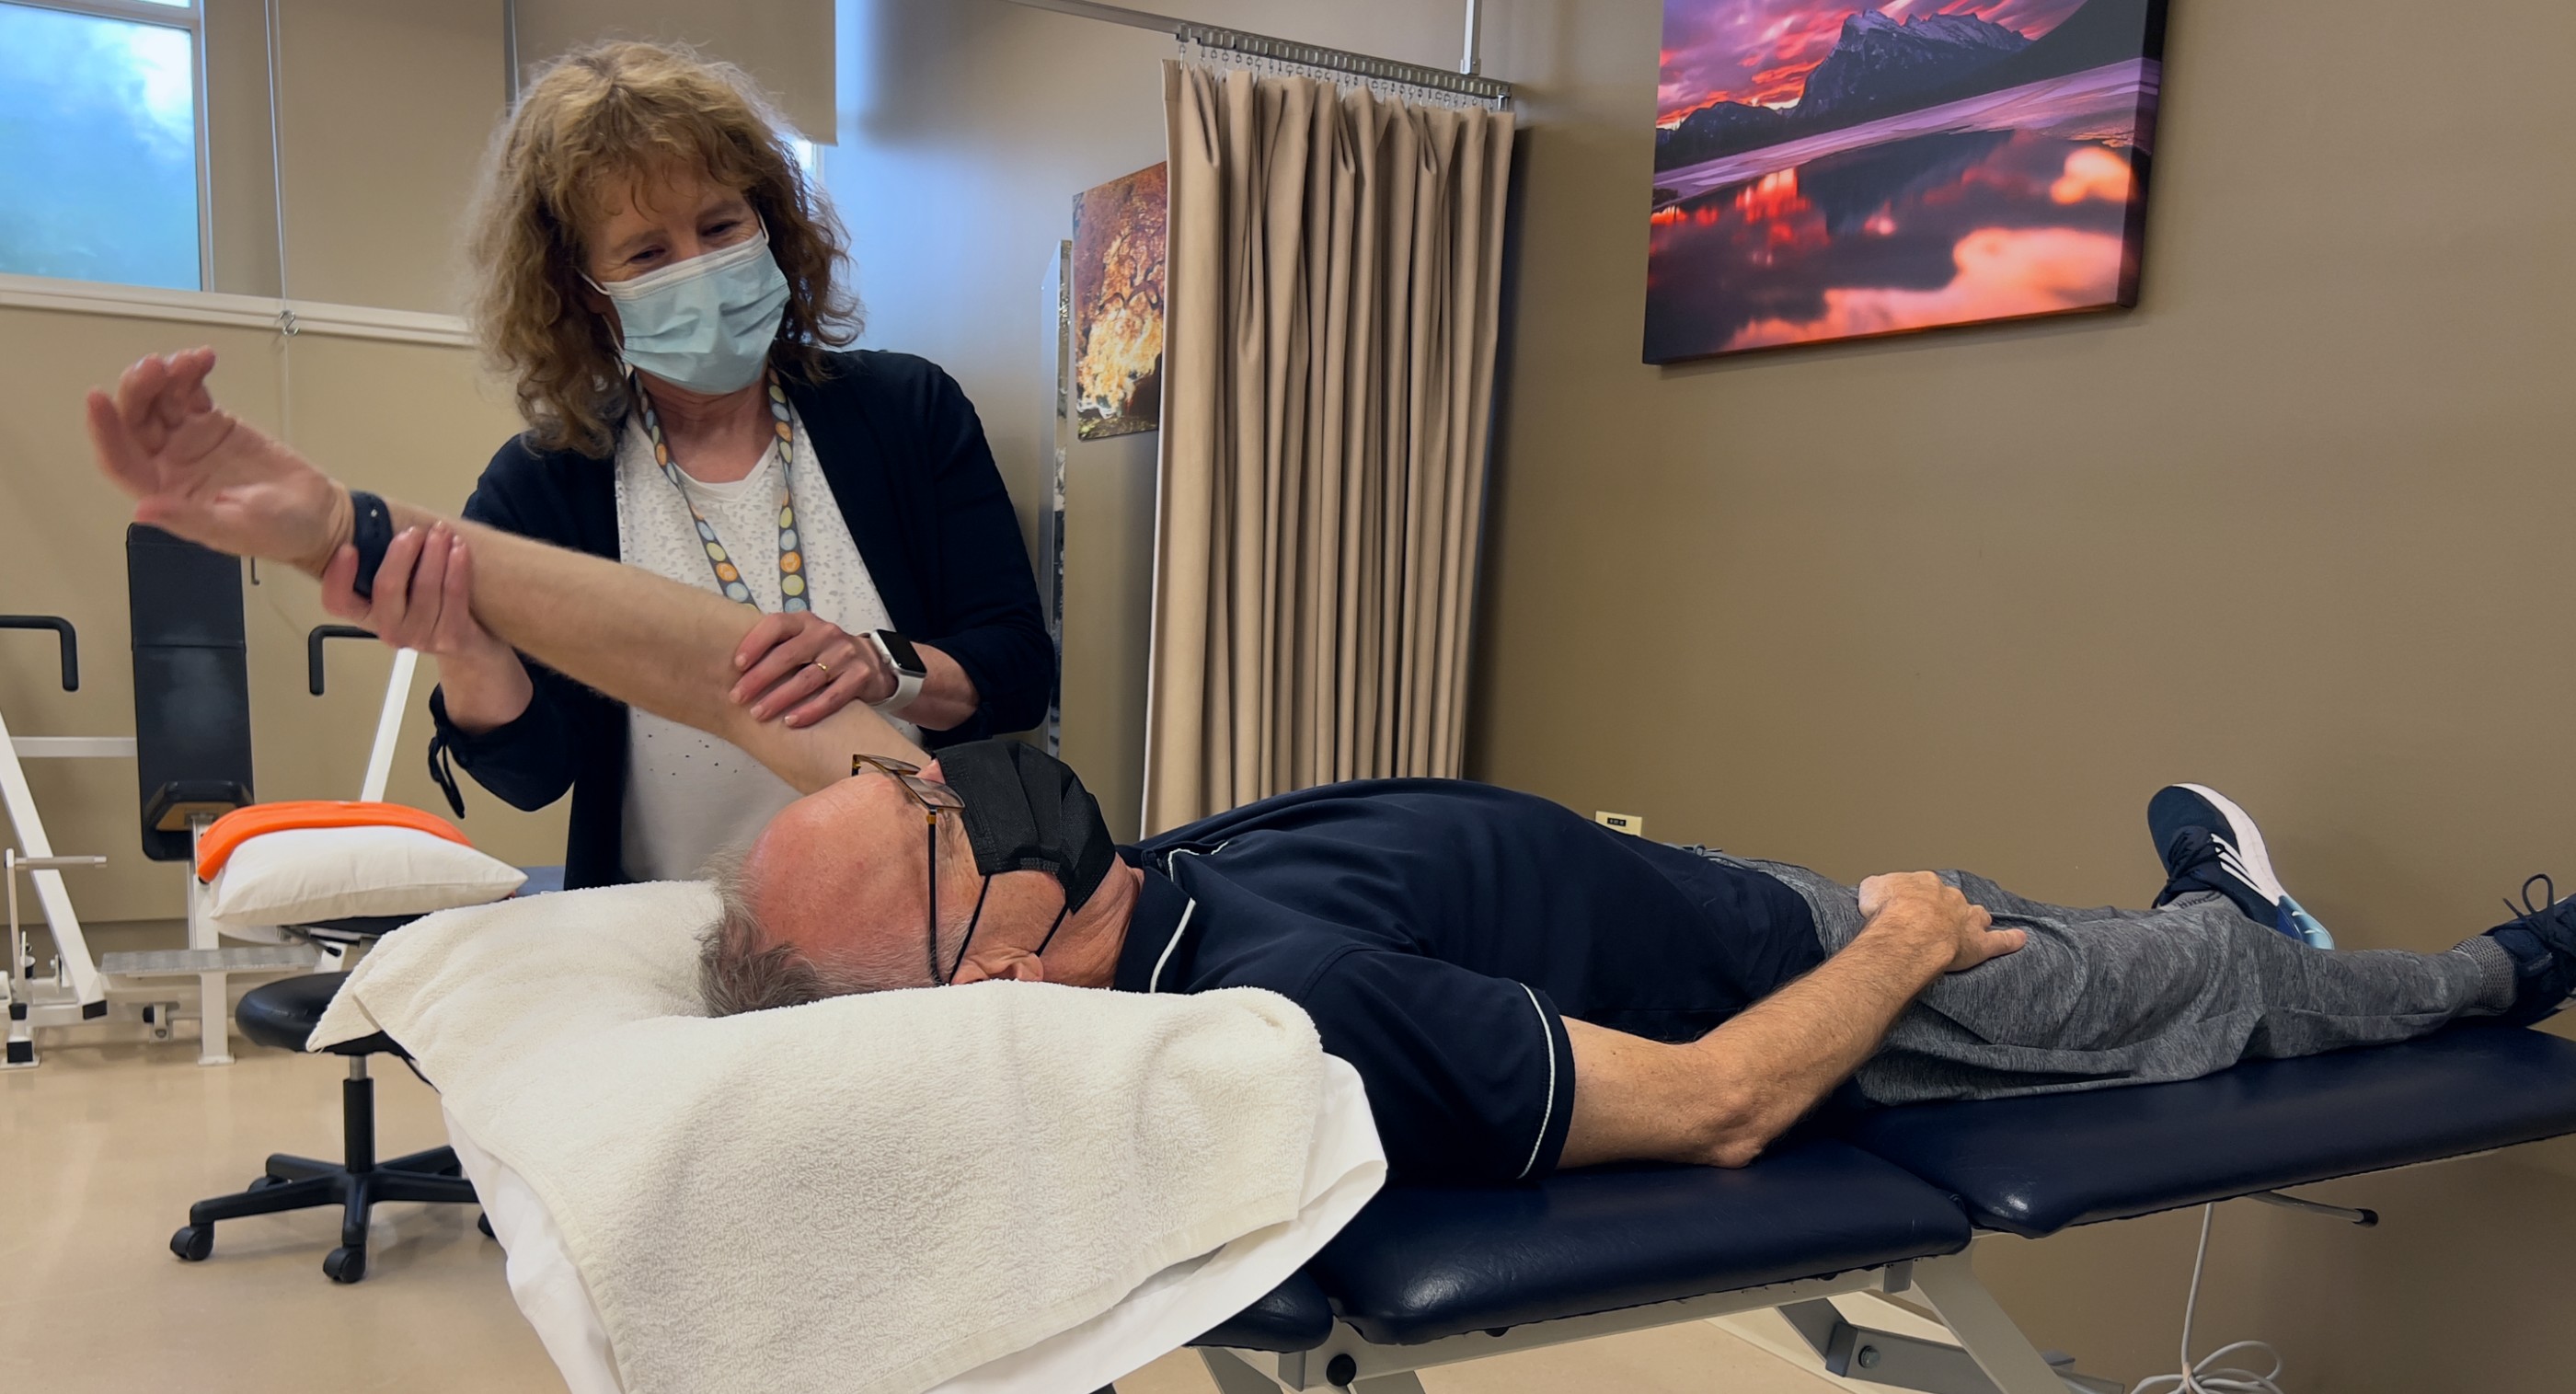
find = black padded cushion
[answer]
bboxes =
[1305,1139,1970,1346]
[1190,1271,1336,1353]
[236,972,404,1057]
[126,525,254,862]
[1843,1025,2576,1238]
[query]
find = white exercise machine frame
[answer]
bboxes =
[2,640,417,1067]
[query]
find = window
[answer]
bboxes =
[0,0,206,292]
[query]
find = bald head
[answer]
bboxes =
[736,770,952,993]
[696,759,1148,1016]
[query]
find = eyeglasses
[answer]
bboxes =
[851,755,968,985]
[851,754,963,814]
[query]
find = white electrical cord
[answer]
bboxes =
[2130,1204,2286,1394]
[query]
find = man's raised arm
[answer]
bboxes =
[84,348,923,792]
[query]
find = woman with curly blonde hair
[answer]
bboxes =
[362,40,1050,890]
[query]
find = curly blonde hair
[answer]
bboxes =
[465,40,859,456]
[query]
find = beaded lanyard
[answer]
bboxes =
[630,367,809,612]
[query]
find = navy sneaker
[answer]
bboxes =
[2148,783,2332,946]
[2485,875,2576,1026]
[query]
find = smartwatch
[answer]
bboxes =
[866,629,927,713]
[347,490,397,600]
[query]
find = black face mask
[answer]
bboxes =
[935,740,1116,976]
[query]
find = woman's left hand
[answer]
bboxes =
[730,612,893,727]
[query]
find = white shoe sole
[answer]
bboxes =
[2177,782,2287,905]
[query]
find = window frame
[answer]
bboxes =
[5,0,212,291]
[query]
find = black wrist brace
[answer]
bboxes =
[347,490,396,599]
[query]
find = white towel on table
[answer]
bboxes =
[311,882,1337,1394]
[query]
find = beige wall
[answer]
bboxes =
[203,0,284,298]
[824,0,1475,837]
[266,0,508,312]
[1472,0,2576,1388]
[3,3,567,924]
[0,309,567,923]
[512,0,837,143]
[203,0,508,311]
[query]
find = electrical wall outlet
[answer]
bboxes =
[1594,811,1644,836]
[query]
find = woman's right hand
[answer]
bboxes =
[320,520,534,733]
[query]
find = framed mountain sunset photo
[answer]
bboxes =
[1646,0,2168,362]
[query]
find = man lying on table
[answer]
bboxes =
[86,349,2576,1184]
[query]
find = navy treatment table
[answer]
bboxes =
[1181,1024,2576,1393]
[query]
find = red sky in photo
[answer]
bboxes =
[1658,0,2087,124]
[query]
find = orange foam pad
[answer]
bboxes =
[194,801,472,882]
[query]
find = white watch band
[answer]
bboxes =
[867,631,926,714]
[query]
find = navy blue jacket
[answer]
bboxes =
[427,350,1052,890]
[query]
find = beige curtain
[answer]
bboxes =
[1143,61,1514,835]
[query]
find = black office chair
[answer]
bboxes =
[170,974,480,1283]
[127,528,485,1282]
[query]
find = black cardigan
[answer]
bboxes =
[427,350,1052,890]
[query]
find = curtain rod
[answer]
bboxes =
[502,0,521,106]
[998,0,1512,102]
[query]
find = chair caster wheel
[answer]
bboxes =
[171,1225,213,1262]
[323,1246,366,1284]
[247,1174,286,1192]
[477,1213,495,1239]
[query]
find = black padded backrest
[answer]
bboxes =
[126,524,253,861]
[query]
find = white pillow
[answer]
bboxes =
[204,824,526,925]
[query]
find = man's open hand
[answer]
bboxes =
[1857,870,2026,973]
[84,348,351,573]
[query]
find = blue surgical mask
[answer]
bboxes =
[590,224,790,395]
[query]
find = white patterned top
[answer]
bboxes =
[613,405,915,882]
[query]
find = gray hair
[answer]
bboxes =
[694,845,947,1015]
